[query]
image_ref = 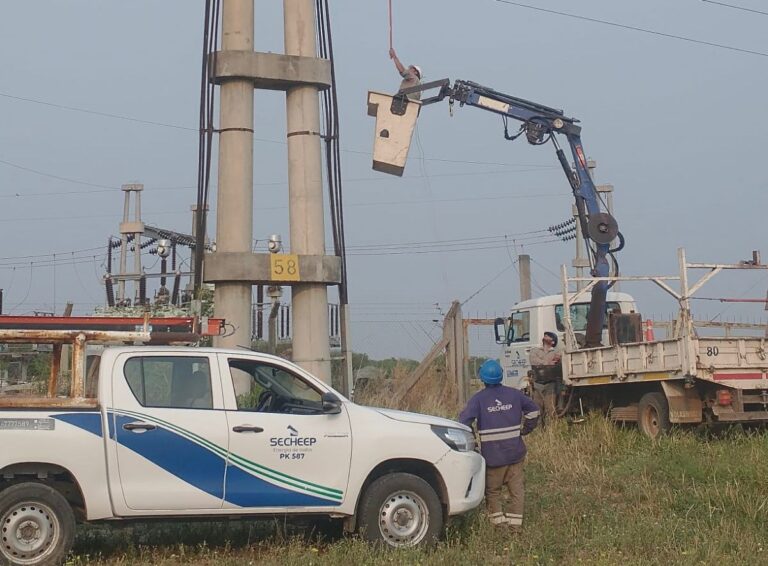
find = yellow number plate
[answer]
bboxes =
[270,254,300,282]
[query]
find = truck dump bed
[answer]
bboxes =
[565,335,767,387]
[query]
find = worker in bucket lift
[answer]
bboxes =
[389,48,422,100]
[459,359,540,530]
[529,331,562,423]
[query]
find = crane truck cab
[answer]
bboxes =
[494,292,637,388]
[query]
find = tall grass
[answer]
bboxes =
[69,376,768,565]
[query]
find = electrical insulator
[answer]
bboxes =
[171,273,181,306]
[105,277,115,307]
[139,275,147,306]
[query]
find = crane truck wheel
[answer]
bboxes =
[638,392,671,440]
[0,482,75,566]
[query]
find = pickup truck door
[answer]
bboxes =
[218,355,352,509]
[110,353,229,511]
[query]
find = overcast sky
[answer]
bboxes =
[1,0,766,360]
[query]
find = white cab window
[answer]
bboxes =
[554,302,621,332]
[507,311,531,343]
[123,356,213,409]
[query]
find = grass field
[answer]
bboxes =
[68,414,768,566]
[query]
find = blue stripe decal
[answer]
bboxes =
[111,414,339,507]
[224,464,340,507]
[53,413,103,437]
[114,414,226,500]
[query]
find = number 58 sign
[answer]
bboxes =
[270,254,301,282]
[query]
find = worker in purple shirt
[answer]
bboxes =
[459,359,540,530]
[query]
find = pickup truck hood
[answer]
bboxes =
[371,407,471,431]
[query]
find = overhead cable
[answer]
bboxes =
[0,92,558,170]
[193,0,220,299]
[495,0,768,58]
[701,0,768,17]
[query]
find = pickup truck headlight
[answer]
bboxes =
[431,425,476,452]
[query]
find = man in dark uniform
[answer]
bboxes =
[459,359,540,530]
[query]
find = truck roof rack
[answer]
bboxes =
[0,315,225,408]
[0,315,223,344]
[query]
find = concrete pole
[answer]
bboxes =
[214,0,255,348]
[572,203,588,291]
[284,0,331,383]
[133,190,142,303]
[572,160,598,292]
[519,254,532,301]
[118,190,130,303]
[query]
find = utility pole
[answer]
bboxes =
[283,0,331,381]
[212,0,254,348]
[204,0,339,381]
[117,184,145,305]
[518,254,532,301]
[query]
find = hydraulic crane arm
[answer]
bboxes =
[408,79,624,346]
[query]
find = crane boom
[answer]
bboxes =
[410,79,624,346]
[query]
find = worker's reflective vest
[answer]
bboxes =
[459,385,540,467]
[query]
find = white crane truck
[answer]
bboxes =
[495,249,768,438]
[0,321,483,565]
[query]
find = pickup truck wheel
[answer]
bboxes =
[0,483,75,566]
[358,473,442,549]
[638,392,671,439]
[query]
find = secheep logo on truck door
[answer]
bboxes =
[270,425,316,460]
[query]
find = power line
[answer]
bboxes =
[0,151,561,200]
[0,246,103,263]
[461,264,515,306]
[530,256,562,282]
[494,0,768,58]
[0,158,118,190]
[346,230,549,251]
[346,238,562,256]
[0,211,170,224]
[0,92,197,131]
[701,0,768,17]
[0,92,559,170]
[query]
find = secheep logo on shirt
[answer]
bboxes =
[487,398,513,412]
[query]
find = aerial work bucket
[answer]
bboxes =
[367,91,421,176]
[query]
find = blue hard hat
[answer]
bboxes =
[479,359,503,385]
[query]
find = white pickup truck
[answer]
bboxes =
[0,341,484,565]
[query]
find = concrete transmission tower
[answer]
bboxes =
[116,183,145,305]
[205,0,340,383]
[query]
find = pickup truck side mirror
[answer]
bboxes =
[494,317,508,345]
[322,391,342,414]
